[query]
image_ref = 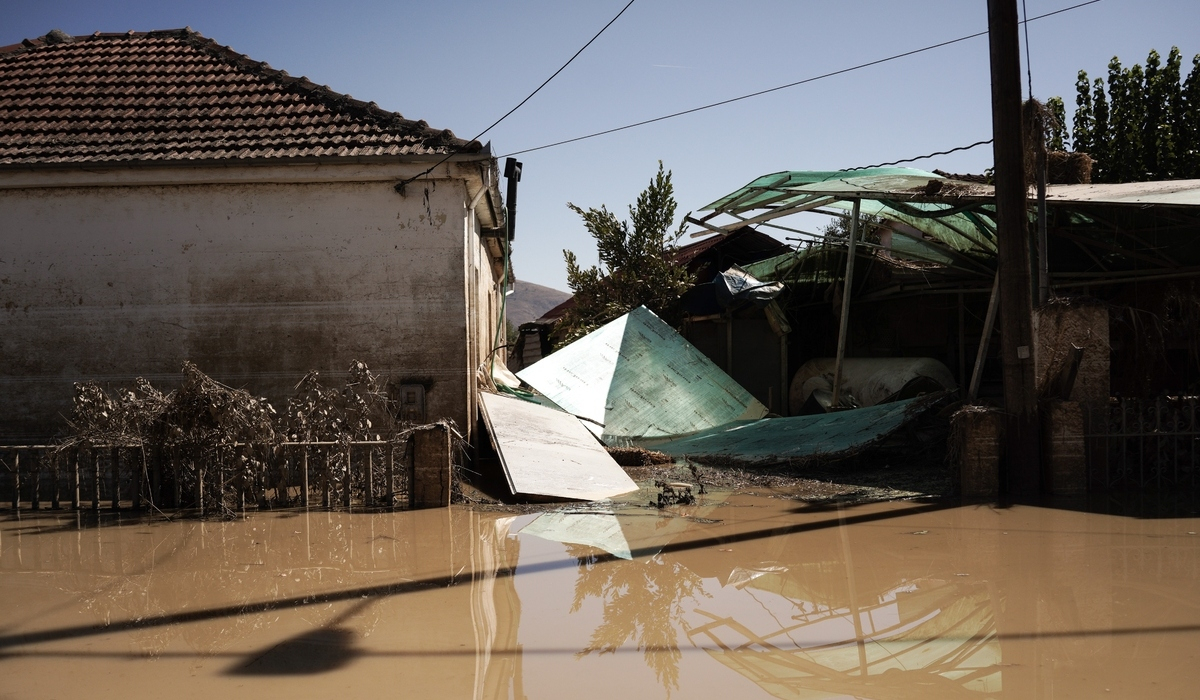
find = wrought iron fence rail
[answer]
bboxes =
[1,440,416,514]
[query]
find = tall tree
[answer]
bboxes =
[1106,57,1145,182]
[557,162,692,345]
[1072,70,1094,155]
[1183,55,1200,177]
[1060,48,1199,182]
[1046,96,1068,151]
[1091,77,1111,181]
[1143,49,1164,178]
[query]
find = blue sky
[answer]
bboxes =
[3,0,1198,291]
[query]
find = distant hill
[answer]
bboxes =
[505,281,571,327]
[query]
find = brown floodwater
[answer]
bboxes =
[1,492,1199,699]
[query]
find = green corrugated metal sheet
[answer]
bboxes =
[517,306,768,445]
[651,397,930,464]
[703,167,943,212]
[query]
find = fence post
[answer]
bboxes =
[10,449,19,510]
[31,450,40,511]
[365,448,374,508]
[51,449,61,510]
[301,447,310,508]
[343,447,352,509]
[411,424,451,509]
[322,449,331,509]
[110,447,120,511]
[151,445,161,509]
[133,448,144,512]
[196,460,204,517]
[92,448,101,511]
[386,443,395,508]
[71,448,80,510]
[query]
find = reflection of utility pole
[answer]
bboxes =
[987,0,1040,496]
[837,507,868,676]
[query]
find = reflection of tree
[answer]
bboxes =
[568,546,707,693]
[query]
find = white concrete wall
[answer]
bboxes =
[0,167,500,442]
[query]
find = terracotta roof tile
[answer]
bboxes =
[0,28,482,165]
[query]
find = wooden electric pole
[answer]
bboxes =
[987,0,1041,496]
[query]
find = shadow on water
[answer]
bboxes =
[226,626,358,675]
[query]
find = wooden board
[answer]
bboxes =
[478,392,638,501]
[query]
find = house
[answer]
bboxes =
[0,29,507,444]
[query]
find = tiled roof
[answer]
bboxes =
[0,28,483,166]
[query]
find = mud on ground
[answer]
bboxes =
[458,442,952,513]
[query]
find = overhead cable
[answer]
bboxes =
[499,0,1102,158]
[395,0,637,191]
[841,138,994,170]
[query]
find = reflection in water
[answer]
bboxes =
[683,574,1000,699]
[569,545,706,692]
[3,498,1200,698]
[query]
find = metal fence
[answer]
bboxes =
[1,440,416,515]
[1085,397,1200,490]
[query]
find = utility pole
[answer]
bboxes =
[987,0,1041,496]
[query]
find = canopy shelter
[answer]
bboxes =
[694,168,1200,293]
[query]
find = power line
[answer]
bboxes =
[1022,0,1035,97]
[395,0,637,191]
[499,0,1102,158]
[842,139,994,171]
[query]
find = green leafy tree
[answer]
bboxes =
[557,163,693,345]
[1072,70,1094,155]
[1091,77,1111,181]
[1046,96,1069,151]
[1183,55,1200,177]
[1058,47,1200,182]
[1106,57,1145,182]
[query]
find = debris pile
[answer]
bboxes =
[60,360,414,515]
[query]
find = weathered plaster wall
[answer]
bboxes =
[0,171,497,441]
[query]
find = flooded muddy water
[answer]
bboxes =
[2,493,1199,699]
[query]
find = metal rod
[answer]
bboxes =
[301,448,310,508]
[110,447,120,510]
[71,448,80,510]
[968,271,1002,403]
[92,449,101,512]
[11,450,20,510]
[31,450,40,511]
[831,199,861,408]
[343,448,352,509]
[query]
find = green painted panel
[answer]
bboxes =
[517,306,767,445]
[650,398,929,464]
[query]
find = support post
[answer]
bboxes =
[831,199,861,408]
[989,0,1040,495]
[365,449,374,507]
[301,447,310,508]
[92,449,101,512]
[386,445,395,508]
[110,447,120,510]
[343,448,352,509]
[71,448,80,510]
[411,424,451,509]
[11,450,19,510]
[969,272,1002,403]
[31,450,40,511]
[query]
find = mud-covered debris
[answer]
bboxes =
[607,446,674,466]
[652,480,695,508]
